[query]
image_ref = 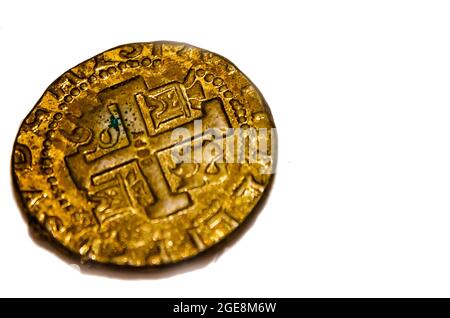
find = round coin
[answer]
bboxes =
[12,41,276,266]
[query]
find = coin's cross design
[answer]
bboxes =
[12,42,276,266]
[66,73,231,223]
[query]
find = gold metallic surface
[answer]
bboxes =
[12,42,276,266]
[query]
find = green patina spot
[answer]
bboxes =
[109,115,120,130]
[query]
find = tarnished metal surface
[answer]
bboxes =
[12,41,276,266]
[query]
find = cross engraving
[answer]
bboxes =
[65,74,231,224]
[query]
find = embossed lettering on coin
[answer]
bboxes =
[12,42,276,266]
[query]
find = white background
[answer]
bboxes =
[1,0,450,297]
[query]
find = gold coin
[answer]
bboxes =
[12,42,276,266]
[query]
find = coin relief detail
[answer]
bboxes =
[12,42,276,266]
